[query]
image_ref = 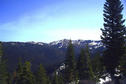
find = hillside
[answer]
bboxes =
[2,39,104,73]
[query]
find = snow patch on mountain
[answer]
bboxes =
[26,41,45,45]
[89,41,98,46]
[49,39,102,49]
[9,39,103,50]
[50,40,60,45]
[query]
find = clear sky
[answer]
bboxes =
[0,0,126,42]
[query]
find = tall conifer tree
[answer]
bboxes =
[17,61,35,84]
[101,0,126,79]
[85,45,94,80]
[0,42,8,84]
[64,40,77,83]
[58,74,64,84]
[91,53,105,82]
[15,58,23,84]
[52,72,58,84]
[36,64,48,84]
[77,48,89,80]
[77,46,94,81]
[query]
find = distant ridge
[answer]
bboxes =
[2,39,104,73]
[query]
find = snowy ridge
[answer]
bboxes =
[26,41,45,45]
[49,39,102,49]
[8,39,103,50]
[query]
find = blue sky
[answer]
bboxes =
[0,0,126,42]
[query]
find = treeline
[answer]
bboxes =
[63,41,104,84]
[0,41,104,84]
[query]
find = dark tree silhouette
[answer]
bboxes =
[0,42,8,84]
[36,64,49,84]
[64,40,77,83]
[101,0,126,80]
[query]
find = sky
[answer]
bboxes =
[0,0,126,42]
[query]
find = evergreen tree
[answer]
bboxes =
[0,42,2,62]
[91,53,105,82]
[77,48,89,80]
[17,58,23,74]
[23,61,35,84]
[58,74,64,84]
[101,0,126,79]
[15,58,23,84]
[52,72,58,84]
[7,73,12,84]
[85,45,94,80]
[64,40,77,83]
[0,60,8,84]
[120,48,126,77]
[0,42,8,84]
[36,64,48,84]
[52,72,64,84]
[16,61,35,84]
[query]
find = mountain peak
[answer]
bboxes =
[49,39,102,49]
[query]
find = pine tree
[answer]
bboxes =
[15,58,23,84]
[52,72,64,84]
[77,46,94,81]
[17,58,23,74]
[36,64,48,84]
[0,42,8,84]
[52,72,58,84]
[23,61,35,84]
[77,48,89,80]
[64,40,77,83]
[120,48,126,77]
[17,61,35,84]
[58,74,64,84]
[0,60,8,84]
[85,45,94,80]
[0,42,2,62]
[91,53,105,82]
[7,73,12,84]
[101,0,126,79]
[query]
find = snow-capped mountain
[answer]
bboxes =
[2,39,104,72]
[26,41,46,46]
[8,39,103,49]
[9,39,103,49]
[49,39,103,49]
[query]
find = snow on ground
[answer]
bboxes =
[99,77,111,84]
[89,41,98,46]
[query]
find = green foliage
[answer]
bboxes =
[85,45,94,80]
[15,59,23,84]
[7,73,12,84]
[0,60,8,84]
[101,0,126,78]
[64,40,77,83]
[58,74,64,84]
[0,42,2,62]
[52,72,64,84]
[36,64,49,84]
[77,48,89,80]
[22,61,35,84]
[52,72,58,84]
[15,61,35,84]
[91,53,105,81]
[77,46,95,81]
[0,42,8,84]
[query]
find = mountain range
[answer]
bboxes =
[2,39,104,73]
